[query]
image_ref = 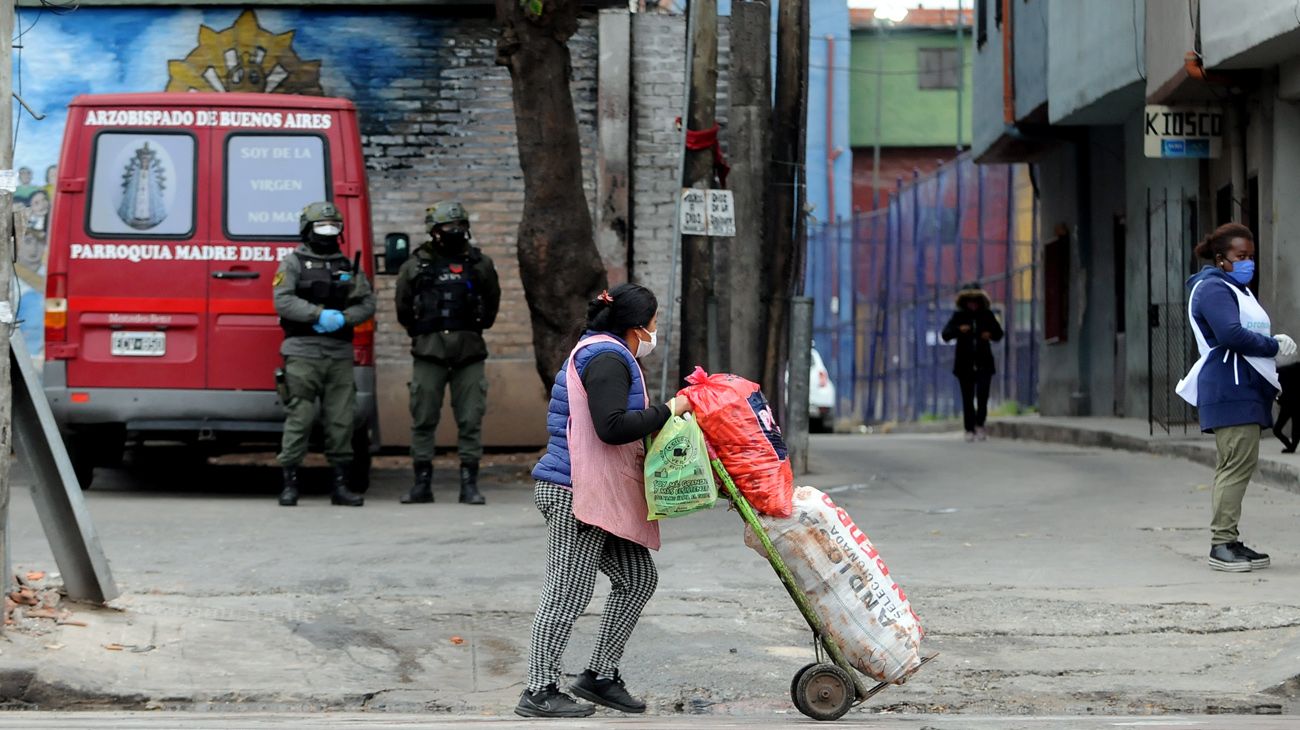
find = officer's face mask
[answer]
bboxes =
[436,226,470,252]
[307,221,342,253]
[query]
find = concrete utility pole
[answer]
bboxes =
[678,0,719,381]
[763,0,810,412]
[725,1,771,383]
[0,0,16,614]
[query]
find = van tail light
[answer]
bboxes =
[818,370,830,389]
[353,319,375,366]
[45,274,68,345]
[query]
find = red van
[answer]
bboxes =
[44,93,378,487]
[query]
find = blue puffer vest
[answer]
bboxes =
[532,332,649,487]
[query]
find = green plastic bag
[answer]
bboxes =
[644,414,718,520]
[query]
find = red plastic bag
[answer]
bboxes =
[680,367,794,517]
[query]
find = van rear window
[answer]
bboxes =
[88,133,196,237]
[226,135,329,238]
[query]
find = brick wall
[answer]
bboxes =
[629,14,730,390]
[356,12,731,443]
[352,14,599,446]
[362,15,599,367]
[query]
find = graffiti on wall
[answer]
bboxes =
[12,7,426,361]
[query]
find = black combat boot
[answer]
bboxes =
[279,466,299,507]
[330,463,365,507]
[459,462,485,505]
[401,461,434,504]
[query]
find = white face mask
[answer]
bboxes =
[637,327,658,358]
[313,222,342,236]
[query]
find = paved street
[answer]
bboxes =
[3,434,1299,723]
[1,712,1296,729]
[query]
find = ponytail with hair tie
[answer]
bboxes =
[584,283,659,336]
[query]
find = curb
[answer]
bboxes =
[985,420,1300,497]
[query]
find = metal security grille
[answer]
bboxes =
[805,154,1039,425]
[1147,188,1198,435]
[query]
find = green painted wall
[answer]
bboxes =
[849,29,973,148]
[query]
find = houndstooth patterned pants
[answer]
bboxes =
[526,480,659,693]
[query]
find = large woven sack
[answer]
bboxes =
[745,486,924,683]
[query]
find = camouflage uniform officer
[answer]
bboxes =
[274,201,376,507]
[395,200,501,505]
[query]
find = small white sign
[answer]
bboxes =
[680,188,708,236]
[706,189,736,237]
[1144,105,1224,159]
[679,188,736,237]
[0,169,16,193]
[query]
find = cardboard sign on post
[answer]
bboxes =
[680,188,708,235]
[679,188,736,237]
[706,189,736,237]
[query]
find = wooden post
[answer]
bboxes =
[764,0,810,407]
[678,0,719,382]
[726,1,771,383]
[0,0,16,622]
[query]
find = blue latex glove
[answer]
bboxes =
[311,309,346,333]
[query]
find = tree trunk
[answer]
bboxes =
[497,0,607,389]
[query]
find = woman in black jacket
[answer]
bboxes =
[941,282,1004,441]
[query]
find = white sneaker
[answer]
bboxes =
[964,431,976,442]
[976,427,988,441]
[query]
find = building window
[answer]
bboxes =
[977,0,988,47]
[87,132,197,239]
[918,48,960,90]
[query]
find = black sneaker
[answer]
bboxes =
[1229,541,1271,569]
[514,684,595,718]
[1209,543,1252,573]
[570,669,646,714]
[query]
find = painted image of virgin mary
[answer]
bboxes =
[118,142,168,230]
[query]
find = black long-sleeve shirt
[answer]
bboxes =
[581,352,671,445]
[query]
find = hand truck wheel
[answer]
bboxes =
[789,662,818,707]
[792,662,855,721]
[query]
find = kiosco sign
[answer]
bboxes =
[1144,105,1224,159]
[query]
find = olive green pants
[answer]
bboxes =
[1211,425,1261,545]
[277,356,356,468]
[409,358,487,464]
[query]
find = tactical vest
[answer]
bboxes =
[281,252,356,342]
[411,252,485,335]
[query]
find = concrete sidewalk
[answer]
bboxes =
[985,416,1300,495]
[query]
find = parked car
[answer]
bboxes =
[810,347,835,433]
[44,92,379,488]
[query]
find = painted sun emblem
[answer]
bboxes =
[166,10,323,95]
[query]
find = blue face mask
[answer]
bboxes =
[1227,259,1256,285]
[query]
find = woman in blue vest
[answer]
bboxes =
[516,283,691,718]
[1177,223,1296,572]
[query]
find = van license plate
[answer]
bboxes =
[111,331,166,357]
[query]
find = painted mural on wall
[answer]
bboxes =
[165,10,324,95]
[12,6,425,361]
